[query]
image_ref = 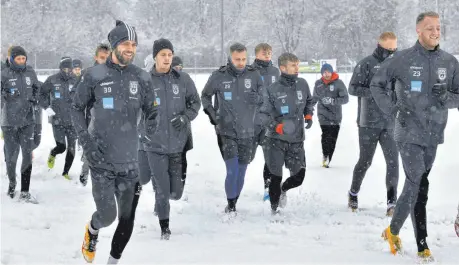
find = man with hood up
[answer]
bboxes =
[1,45,40,203]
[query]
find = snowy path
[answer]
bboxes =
[1,74,459,264]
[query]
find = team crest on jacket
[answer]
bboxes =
[172,84,179,94]
[330,84,335,91]
[244,79,251,89]
[69,84,73,91]
[129,81,138,95]
[438,68,447,81]
[297,91,303,100]
[271,76,276,83]
[25,77,31,86]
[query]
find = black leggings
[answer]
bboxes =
[320,125,340,161]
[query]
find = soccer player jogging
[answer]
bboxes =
[371,12,459,261]
[1,46,40,203]
[347,32,399,216]
[250,43,280,201]
[138,39,201,240]
[201,43,263,213]
[32,80,43,151]
[170,55,194,188]
[40,57,77,180]
[312,63,349,168]
[77,43,110,186]
[72,20,153,264]
[259,52,314,214]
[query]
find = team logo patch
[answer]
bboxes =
[68,84,73,91]
[172,84,179,95]
[25,77,31,86]
[129,81,138,95]
[330,85,335,92]
[297,91,303,100]
[438,68,447,81]
[244,79,251,89]
[271,76,276,83]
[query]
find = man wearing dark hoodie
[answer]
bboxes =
[371,12,459,260]
[1,46,40,203]
[251,43,281,201]
[139,39,201,240]
[72,20,153,264]
[40,57,77,180]
[77,43,110,186]
[347,32,399,215]
[259,52,314,214]
[1,47,41,150]
[201,42,263,214]
[312,63,349,168]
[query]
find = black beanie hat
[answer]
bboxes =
[108,20,138,49]
[153,38,174,59]
[59,57,73,69]
[171,56,183,68]
[10,46,27,61]
[72,59,83,69]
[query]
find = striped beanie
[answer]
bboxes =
[108,20,138,49]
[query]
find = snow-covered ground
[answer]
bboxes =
[1,73,458,264]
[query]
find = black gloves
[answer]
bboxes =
[248,91,260,104]
[305,119,313,129]
[432,79,448,102]
[204,107,217,126]
[171,115,189,130]
[80,133,106,165]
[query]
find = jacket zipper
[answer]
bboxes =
[163,75,171,153]
[427,55,432,140]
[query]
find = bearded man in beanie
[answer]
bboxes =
[138,38,201,239]
[1,45,40,203]
[40,57,77,180]
[72,20,154,264]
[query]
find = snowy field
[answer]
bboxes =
[1,73,459,264]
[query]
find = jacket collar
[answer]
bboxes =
[414,40,440,57]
